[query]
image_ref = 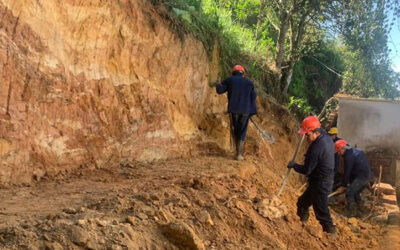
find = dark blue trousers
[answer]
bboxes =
[346,177,370,204]
[230,113,250,141]
[297,180,334,230]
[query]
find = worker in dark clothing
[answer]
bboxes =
[328,127,342,190]
[335,140,374,217]
[287,116,336,236]
[213,65,257,161]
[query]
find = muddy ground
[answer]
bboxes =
[1,154,399,249]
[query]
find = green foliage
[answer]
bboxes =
[286,96,316,119]
[290,40,345,110]
[329,0,400,98]
[156,0,400,117]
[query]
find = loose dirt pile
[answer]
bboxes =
[0,154,389,249]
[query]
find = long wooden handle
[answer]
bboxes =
[328,189,344,198]
[277,134,305,196]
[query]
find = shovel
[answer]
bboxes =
[250,117,275,144]
[277,134,305,196]
[328,188,345,198]
[258,134,305,220]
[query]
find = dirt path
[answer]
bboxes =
[0,156,390,249]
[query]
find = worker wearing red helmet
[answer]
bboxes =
[213,65,257,160]
[334,140,374,217]
[287,116,336,235]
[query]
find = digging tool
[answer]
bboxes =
[258,134,305,220]
[250,117,275,144]
[328,187,346,198]
[277,134,305,196]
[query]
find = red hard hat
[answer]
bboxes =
[335,139,347,153]
[232,65,245,75]
[298,116,321,135]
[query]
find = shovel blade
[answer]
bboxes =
[261,131,275,144]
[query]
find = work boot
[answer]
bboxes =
[356,200,368,215]
[345,203,358,218]
[323,225,336,238]
[297,211,309,224]
[236,140,244,161]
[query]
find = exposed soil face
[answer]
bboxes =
[0,154,387,249]
[1,1,398,249]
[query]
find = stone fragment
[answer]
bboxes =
[196,211,214,226]
[126,216,136,225]
[159,221,205,250]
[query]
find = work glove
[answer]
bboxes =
[287,160,296,169]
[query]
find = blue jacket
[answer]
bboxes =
[342,148,374,186]
[216,74,257,115]
[293,131,335,184]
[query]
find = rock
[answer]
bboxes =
[77,219,87,226]
[348,218,358,227]
[197,198,207,207]
[388,212,400,226]
[137,213,148,221]
[196,211,214,226]
[44,242,63,250]
[141,193,151,202]
[371,215,387,224]
[359,222,372,230]
[256,198,287,219]
[86,239,100,250]
[349,234,358,243]
[369,239,378,247]
[63,208,77,214]
[373,183,396,195]
[159,221,205,250]
[47,214,56,220]
[342,226,352,235]
[70,226,89,246]
[235,200,247,212]
[95,219,107,227]
[305,225,323,239]
[111,244,123,250]
[120,224,135,240]
[126,216,137,225]
[150,194,159,201]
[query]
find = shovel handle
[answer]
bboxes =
[277,134,305,196]
[328,189,344,198]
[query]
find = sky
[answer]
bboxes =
[388,14,400,72]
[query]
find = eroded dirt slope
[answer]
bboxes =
[0,0,228,185]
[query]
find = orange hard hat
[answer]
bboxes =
[335,139,347,153]
[298,116,321,135]
[232,65,245,75]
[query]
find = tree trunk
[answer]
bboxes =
[282,60,296,95]
[282,10,308,95]
[275,10,290,70]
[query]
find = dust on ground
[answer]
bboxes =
[0,154,392,249]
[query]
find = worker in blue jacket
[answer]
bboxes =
[287,116,336,236]
[213,65,257,160]
[335,140,374,217]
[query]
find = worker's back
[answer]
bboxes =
[216,74,257,114]
[343,148,374,182]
